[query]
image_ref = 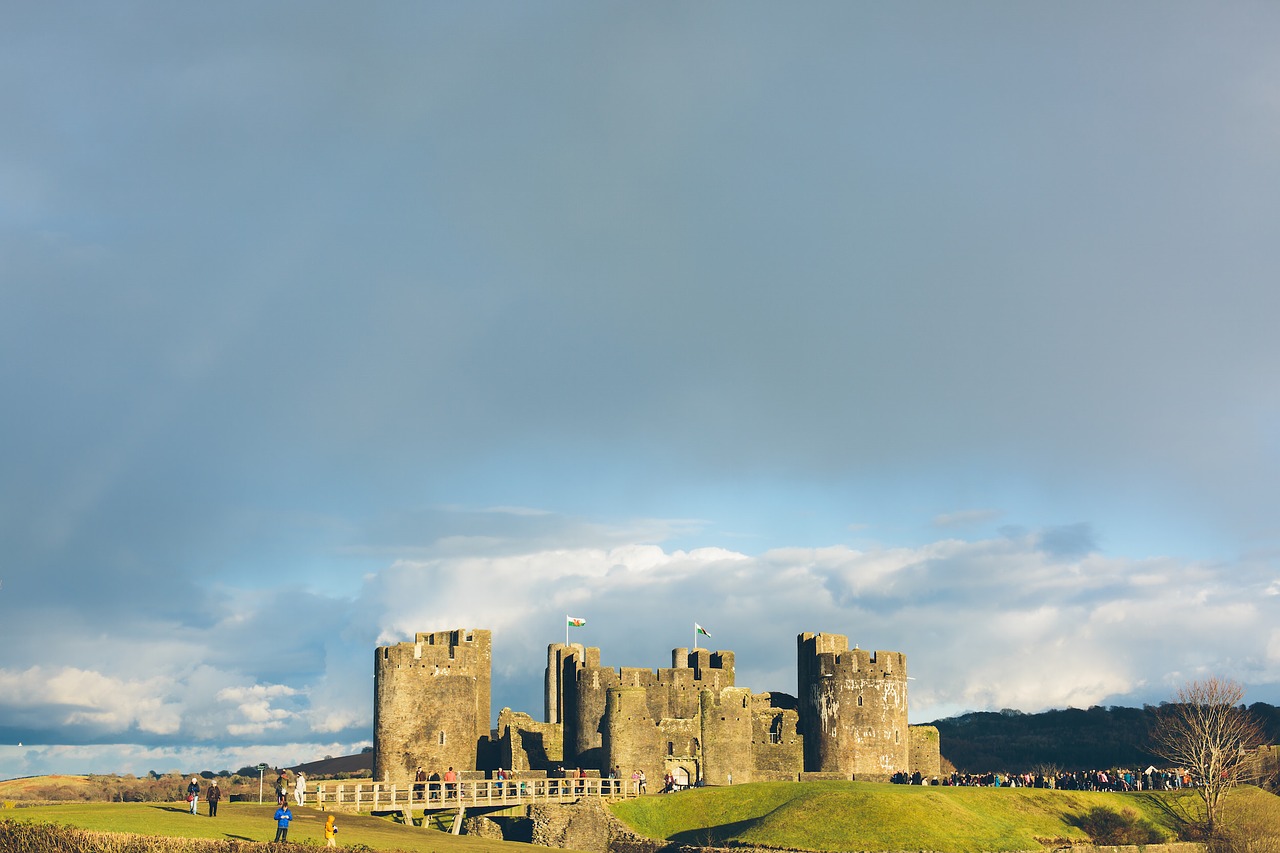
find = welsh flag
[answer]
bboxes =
[567,616,587,627]
[695,623,711,637]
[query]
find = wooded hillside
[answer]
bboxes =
[932,702,1280,772]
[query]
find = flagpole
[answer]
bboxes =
[566,616,568,647]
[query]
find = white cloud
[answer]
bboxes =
[0,667,182,735]
[216,684,299,734]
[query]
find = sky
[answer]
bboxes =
[2,1,1280,780]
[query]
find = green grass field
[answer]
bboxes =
[4,781,1279,852]
[0,800,570,852]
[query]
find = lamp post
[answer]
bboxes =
[257,763,270,804]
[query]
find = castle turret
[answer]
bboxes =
[545,642,586,724]
[373,628,492,782]
[796,632,909,779]
[601,686,663,785]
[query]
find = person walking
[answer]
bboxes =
[273,803,293,843]
[294,772,306,807]
[206,780,221,817]
[324,813,338,848]
[186,777,200,815]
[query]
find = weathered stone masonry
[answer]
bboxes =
[374,628,941,785]
[373,628,492,782]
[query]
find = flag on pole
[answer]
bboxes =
[695,623,710,637]
[567,616,587,627]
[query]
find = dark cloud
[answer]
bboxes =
[1036,524,1098,560]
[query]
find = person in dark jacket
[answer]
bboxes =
[206,780,221,817]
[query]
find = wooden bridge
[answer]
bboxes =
[313,777,638,815]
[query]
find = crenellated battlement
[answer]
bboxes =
[551,646,736,696]
[798,632,906,679]
[813,648,906,679]
[377,628,491,672]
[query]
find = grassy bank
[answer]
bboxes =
[610,781,1280,852]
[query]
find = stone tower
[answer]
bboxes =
[796,632,909,779]
[373,628,492,782]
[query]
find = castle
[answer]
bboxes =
[373,628,941,786]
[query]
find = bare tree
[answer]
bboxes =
[1150,677,1266,838]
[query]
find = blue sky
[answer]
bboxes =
[3,1,1280,779]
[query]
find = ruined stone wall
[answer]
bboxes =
[750,693,803,781]
[908,725,941,779]
[497,708,564,772]
[796,632,909,779]
[656,716,701,786]
[528,798,664,853]
[461,814,505,840]
[373,628,492,782]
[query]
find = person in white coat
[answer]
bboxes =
[294,772,306,806]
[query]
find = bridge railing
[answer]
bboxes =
[314,777,636,811]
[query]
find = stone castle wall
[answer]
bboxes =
[750,693,803,781]
[697,687,754,785]
[908,725,942,779]
[497,708,564,772]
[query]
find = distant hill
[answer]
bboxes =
[931,702,1280,773]
[290,751,372,778]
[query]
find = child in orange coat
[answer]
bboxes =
[324,814,337,848]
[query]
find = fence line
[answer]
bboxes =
[313,777,636,812]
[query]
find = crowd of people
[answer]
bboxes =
[890,768,1194,790]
